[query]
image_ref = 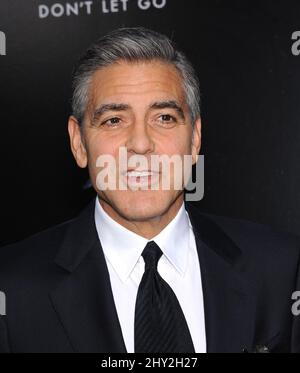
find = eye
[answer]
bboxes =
[157,114,177,127]
[101,117,122,127]
[160,114,175,122]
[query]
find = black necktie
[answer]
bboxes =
[134,241,195,353]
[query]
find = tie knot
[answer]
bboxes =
[142,241,163,270]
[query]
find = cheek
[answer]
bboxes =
[86,134,120,164]
[86,138,120,186]
[160,134,192,155]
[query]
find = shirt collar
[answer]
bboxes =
[94,197,191,283]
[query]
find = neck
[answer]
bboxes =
[98,195,184,239]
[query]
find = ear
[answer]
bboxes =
[68,116,88,168]
[191,117,201,165]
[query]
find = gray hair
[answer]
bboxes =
[71,27,200,127]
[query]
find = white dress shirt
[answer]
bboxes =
[94,197,206,353]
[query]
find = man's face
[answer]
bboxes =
[68,60,201,222]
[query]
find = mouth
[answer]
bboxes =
[123,170,160,188]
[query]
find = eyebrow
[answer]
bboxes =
[92,103,130,121]
[149,100,185,119]
[92,100,185,121]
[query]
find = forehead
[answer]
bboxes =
[88,60,186,107]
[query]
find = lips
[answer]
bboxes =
[125,170,158,177]
[123,169,160,188]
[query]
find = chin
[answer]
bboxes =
[99,188,183,222]
[116,191,181,221]
[119,196,161,220]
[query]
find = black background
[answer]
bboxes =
[0,0,300,245]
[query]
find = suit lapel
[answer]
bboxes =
[186,203,255,353]
[50,200,127,353]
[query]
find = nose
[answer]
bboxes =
[125,122,154,155]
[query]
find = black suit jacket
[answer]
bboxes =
[0,200,300,353]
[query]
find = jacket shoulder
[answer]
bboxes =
[186,203,300,260]
[205,212,300,252]
[0,218,74,275]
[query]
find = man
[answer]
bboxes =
[0,27,300,353]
